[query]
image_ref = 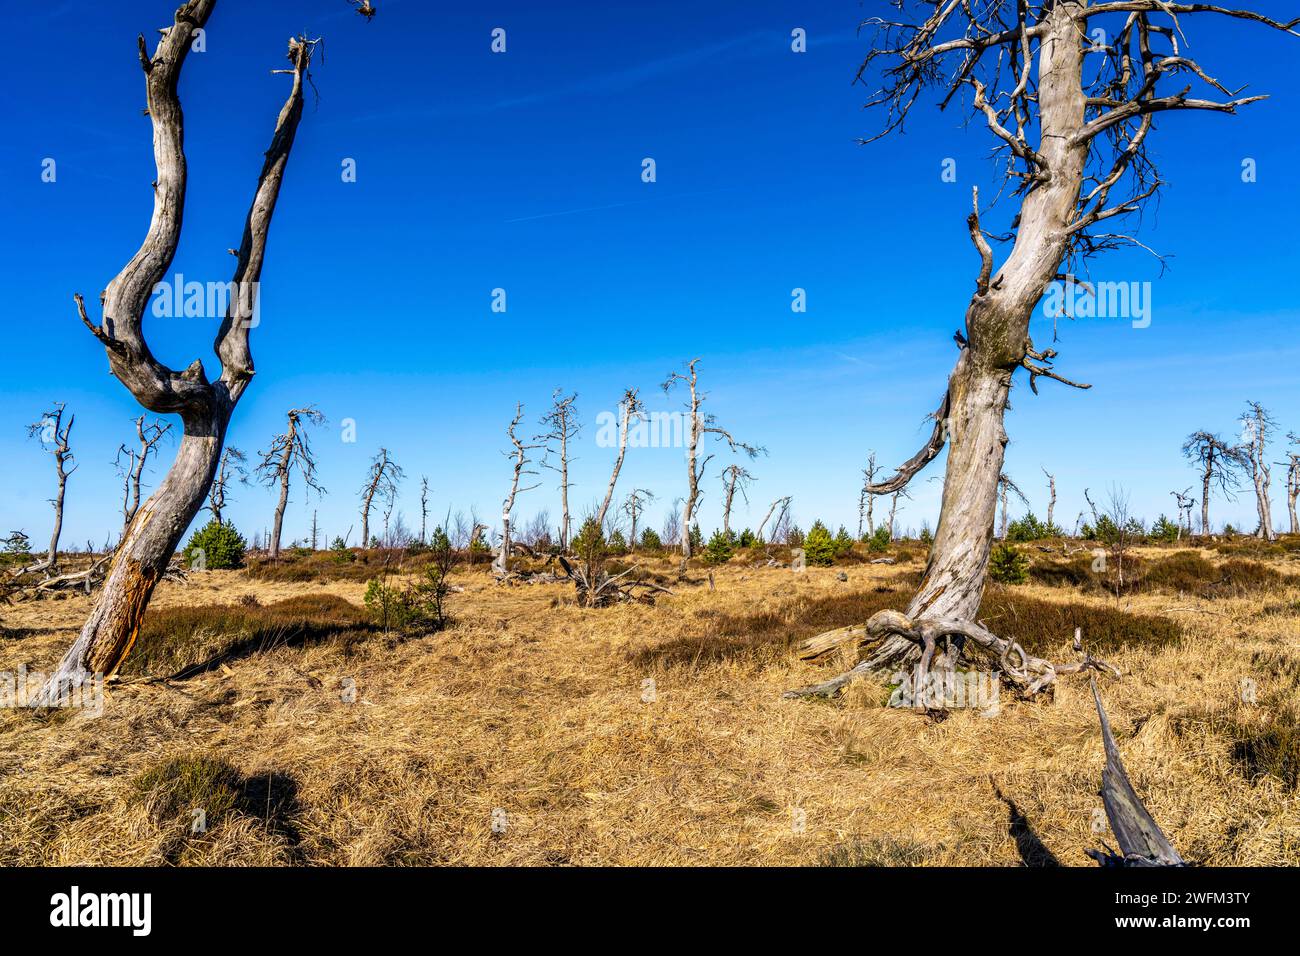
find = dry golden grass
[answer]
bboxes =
[1,544,1298,866]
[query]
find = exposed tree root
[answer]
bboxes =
[783,609,1117,707]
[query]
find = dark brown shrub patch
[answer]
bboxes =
[123,594,375,678]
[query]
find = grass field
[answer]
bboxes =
[2,542,1298,866]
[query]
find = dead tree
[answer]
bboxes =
[1170,488,1195,539]
[26,404,76,574]
[663,359,762,571]
[594,389,645,533]
[257,407,325,559]
[1241,401,1278,540]
[419,476,430,544]
[887,487,911,541]
[538,390,579,550]
[756,495,792,544]
[997,473,1028,541]
[206,446,247,525]
[858,451,880,538]
[1283,435,1300,536]
[493,404,541,576]
[359,448,403,549]
[720,464,754,538]
[1043,468,1057,530]
[35,3,328,704]
[116,416,173,535]
[1182,430,1248,535]
[622,488,654,552]
[788,1,1298,702]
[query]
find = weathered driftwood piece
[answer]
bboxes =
[557,556,674,607]
[1086,678,1185,867]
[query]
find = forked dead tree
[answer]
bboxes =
[35,2,327,704]
[997,473,1028,541]
[116,416,173,534]
[663,359,762,571]
[26,404,76,574]
[207,446,247,525]
[593,389,645,533]
[887,487,911,540]
[622,488,654,551]
[257,406,325,559]
[756,495,792,544]
[1283,435,1300,536]
[538,390,579,549]
[720,464,754,538]
[359,448,403,550]
[1240,401,1277,540]
[493,404,541,576]
[789,0,1297,703]
[1182,430,1248,535]
[859,451,880,538]
[1170,488,1195,539]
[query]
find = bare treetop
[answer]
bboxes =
[862,3,1295,253]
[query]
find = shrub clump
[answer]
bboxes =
[802,521,836,567]
[988,544,1029,585]
[183,519,246,570]
[703,529,734,565]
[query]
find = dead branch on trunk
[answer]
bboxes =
[359,447,402,550]
[538,390,579,550]
[493,404,541,577]
[257,406,325,558]
[32,3,348,706]
[25,404,76,575]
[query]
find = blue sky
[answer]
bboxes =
[1,1,1298,549]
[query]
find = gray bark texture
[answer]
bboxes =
[34,1,317,704]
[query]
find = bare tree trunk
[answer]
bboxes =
[33,3,318,704]
[594,390,642,532]
[1043,468,1056,530]
[1200,457,1214,535]
[270,447,292,560]
[420,476,429,543]
[28,405,75,574]
[493,404,539,576]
